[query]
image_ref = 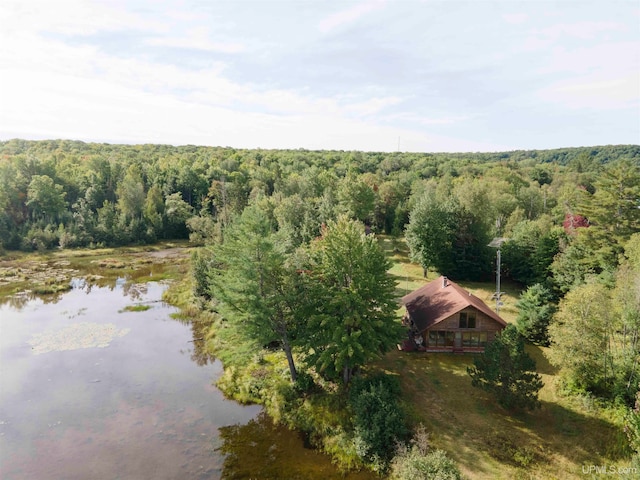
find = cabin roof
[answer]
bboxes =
[401,276,507,332]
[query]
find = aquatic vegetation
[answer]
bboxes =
[120,304,152,312]
[92,258,128,268]
[31,282,73,295]
[28,322,130,354]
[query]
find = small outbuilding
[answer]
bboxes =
[400,276,507,353]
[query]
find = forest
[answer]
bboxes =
[1,138,639,476]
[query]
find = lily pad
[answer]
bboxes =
[28,322,130,354]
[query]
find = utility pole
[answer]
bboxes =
[488,237,507,314]
[496,247,501,313]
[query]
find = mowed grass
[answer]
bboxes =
[375,235,630,479]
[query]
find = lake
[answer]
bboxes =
[0,269,375,479]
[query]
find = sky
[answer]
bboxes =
[0,1,638,153]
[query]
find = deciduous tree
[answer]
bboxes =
[547,282,614,396]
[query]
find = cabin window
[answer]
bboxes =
[462,331,488,348]
[459,311,476,329]
[427,331,454,347]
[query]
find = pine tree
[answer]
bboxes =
[209,205,300,382]
[515,283,556,346]
[303,216,404,385]
[468,325,543,410]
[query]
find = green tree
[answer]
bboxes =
[515,283,556,346]
[468,325,543,410]
[549,230,601,294]
[405,194,457,276]
[164,192,193,238]
[303,217,403,384]
[273,193,318,247]
[577,159,640,270]
[209,206,300,382]
[613,233,640,400]
[143,185,164,238]
[95,200,119,245]
[547,282,614,395]
[337,173,376,223]
[26,175,66,222]
[406,194,491,280]
[502,219,561,286]
[116,167,145,222]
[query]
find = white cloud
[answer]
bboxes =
[318,0,386,34]
[144,26,246,53]
[538,73,640,110]
[0,1,637,151]
[0,0,163,37]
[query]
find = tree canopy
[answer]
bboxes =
[302,216,404,384]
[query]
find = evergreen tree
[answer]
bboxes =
[515,283,556,346]
[209,205,300,382]
[576,159,640,271]
[303,217,403,385]
[468,325,543,410]
[349,374,409,468]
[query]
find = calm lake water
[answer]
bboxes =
[0,275,376,480]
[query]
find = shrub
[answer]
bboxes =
[293,371,316,394]
[391,447,463,480]
[349,374,409,469]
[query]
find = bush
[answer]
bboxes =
[349,374,409,469]
[22,224,59,251]
[391,447,463,480]
[625,389,640,456]
[293,371,316,394]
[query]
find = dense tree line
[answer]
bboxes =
[0,139,637,254]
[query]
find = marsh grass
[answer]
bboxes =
[119,304,152,312]
[0,242,190,298]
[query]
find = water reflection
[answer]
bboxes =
[0,279,261,480]
[0,257,370,480]
[218,413,377,480]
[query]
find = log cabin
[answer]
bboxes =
[400,276,506,353]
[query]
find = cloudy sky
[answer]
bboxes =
[0,1,638,152]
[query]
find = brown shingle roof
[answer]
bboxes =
[401,276,507,333]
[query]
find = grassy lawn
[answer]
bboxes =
[374,235,630,479]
